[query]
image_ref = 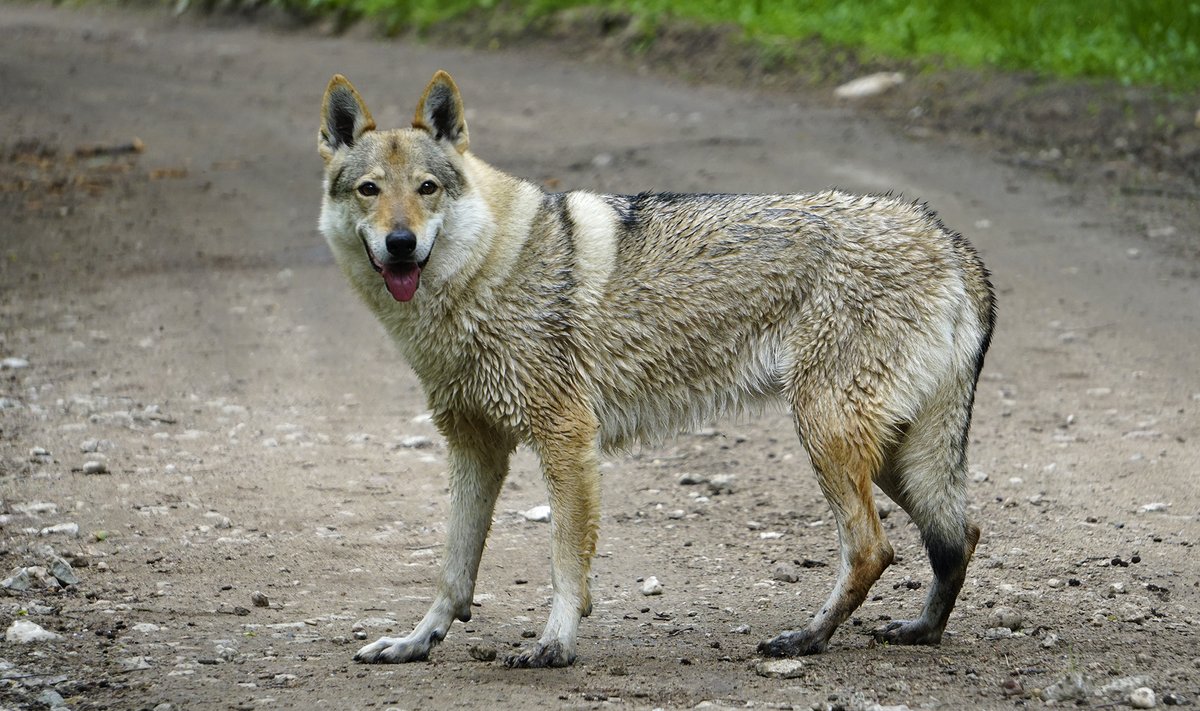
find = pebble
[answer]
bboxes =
[82,460,109,475]
[48,557,79,586]
[133,622,162,633]
[1,357,30,369]
[522,505,552,523]
[204,511,232,529]
[6,619,61,643]
[468,644,497,662]
[396,435,434,449]
[1040,632,1060,649]
[834,72,905,99]
[1139,502,1169,513]
[754,658,805,679]
[730,624,751,634]
[1130,687,1157,709]
[641,576,663,596]
[39,522,79,538]
[678,473,707,486]
[251,590,270,607]
[990,607,1023,631]
[707,474,735,495]
[772,563,800,583]
[37,690,66,709]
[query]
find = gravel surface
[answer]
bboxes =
[1,4,1198,709]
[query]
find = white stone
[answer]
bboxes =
[522,505,552,523]
[1129,687,1156,709]
[834,72,905,99]
[754,658,805,678]
[6,619,61,643]
[1,357,30,369]
[641,576,663,596]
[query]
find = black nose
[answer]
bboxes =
[385,229,417,259]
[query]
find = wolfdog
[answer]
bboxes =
[318,70,995,668]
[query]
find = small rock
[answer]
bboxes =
[48,557,79,586]
[1001,678,1025,697]
[707,474,735,495]
[772,563,800,583]
[39,522,80,538]
[678,473,708,486]
[591,152,614,168]
[120,656,152,671]
[37,690,66,709]
[1163,692,1186,706]
[641,576,663,596]
[1130,687,1157,709]
[12,501,58,516]
[1040,632,1060,649]
[30,447,51,458]
[834,72,905,99]
[730,624,751,634]
[990,607,1023,631]
[251,591,269,608]
[82,460,109,475]
[1139,502,1169,513]
[6,619,61,643]
[754,658,805,679]
[1043,672,1091,702]
[522,505,552,523]
[132,622,162,633]
[1047,578,1065,589]
[984,627,1013,640]
[396,435,434,449]
[204,511,232,529]
[1,357,30,369]
[2,568,33,592]
[468,644,497,662]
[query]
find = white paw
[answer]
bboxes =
[353,635,433,663]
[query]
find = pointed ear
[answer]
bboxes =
[319,75,375,162]
[412,70,469,154]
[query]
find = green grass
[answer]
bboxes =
[291,0,1200,89]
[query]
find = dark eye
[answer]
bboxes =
[417,180,438,196]
[357,181,380,197]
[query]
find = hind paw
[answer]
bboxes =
[504,640,575,668]
[871,619,943,646]
[757,630,827,657]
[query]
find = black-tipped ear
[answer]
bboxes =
[319,75,375,162]
[412,70,469,154]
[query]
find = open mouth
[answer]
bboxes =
[360,235,431,303]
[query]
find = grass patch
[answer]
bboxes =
[277,0,1200,89]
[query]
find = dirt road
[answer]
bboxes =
[2,4,1198,709]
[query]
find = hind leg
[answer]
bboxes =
[759,420,894,657]
[872,398,979,646]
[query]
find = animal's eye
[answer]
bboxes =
[417,180,438,196]
[357,181,380,197]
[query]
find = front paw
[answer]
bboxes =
[504,640,575,668]
[757,630,827,657]
[354,635,434,664]
[871,619,943,646]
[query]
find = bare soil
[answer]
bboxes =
[1,4,1199,710]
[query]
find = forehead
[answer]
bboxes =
[349,128,448,175]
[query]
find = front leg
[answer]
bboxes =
[506,406,600,668]
[356,415,512,663]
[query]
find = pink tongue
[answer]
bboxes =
[382,264,421,302]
